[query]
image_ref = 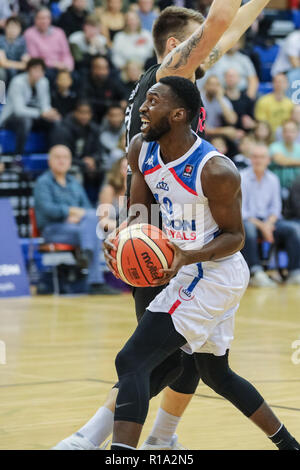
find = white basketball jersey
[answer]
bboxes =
[138,134,230,252]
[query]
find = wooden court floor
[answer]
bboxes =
[0,285,300,450]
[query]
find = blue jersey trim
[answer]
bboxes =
[186,262,203,293]
[171,140,217,194]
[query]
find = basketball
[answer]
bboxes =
[112,223,174,287]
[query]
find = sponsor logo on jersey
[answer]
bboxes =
[183,164,194,178]
[156,179,169,191]
[179,287,195,301]
[145,155,154,167]
[162,214,196,231]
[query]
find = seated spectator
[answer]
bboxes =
[269,120,300,191]
[255,74,294,136]
[57,0,88,37]
[69,14,108,73]
[0,16,29,84]
[50,100,104,204]
[241,144,300,287]
[112,11,153,70]
[224,69,256,133]
[24,7,74,79]
[34,145,120,295]
[271,26,300,77]
[0,58,61,155]
[132,0,158,33]
[232,134,254,171]
[205,39,259,100]
[51,69,78,117]
[94,0,125,45]
[201,75,238,141]
[253,121,273,146]
[121,60,143,100]
[80,55,127,124]
[158,0,195,9]
[99,104,125,171]
[275,105,300,144]
[284,174,300,222]
[98,155,127,234]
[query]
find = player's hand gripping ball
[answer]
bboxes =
[104,224,175,287]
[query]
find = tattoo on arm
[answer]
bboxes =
[160,25,205,72]
[205,46,221,69]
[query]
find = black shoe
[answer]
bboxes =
[88,283,122,295]
[76,249,93,269]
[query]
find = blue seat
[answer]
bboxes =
[0,129,48,154]
[258,82,273,96]
[253,44,279,82]
[22,154,49,173]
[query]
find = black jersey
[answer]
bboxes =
[125,64,206,153]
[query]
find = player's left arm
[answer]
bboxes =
[201,0,271,72]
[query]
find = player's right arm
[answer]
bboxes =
[126,134,156,227]
[201,0,271,72]
[156,0,242,81]
[103,134,154,274]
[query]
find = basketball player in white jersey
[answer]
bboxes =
[53,0,275,451]
[108,77,299,450]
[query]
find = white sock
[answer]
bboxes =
[77,406,114,447]
[148,408,181,444]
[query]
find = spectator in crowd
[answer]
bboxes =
[0,2,18,29]
[51,69,78,117]
[201,75,238,141]
[284,174,300,222]
[80,55,127,124]
[269,120,300,190]
[253,120,273,146]
[271,26,300,76]
[94,0,125,44]
[209,135,228,155]
[50,100,104,203]
[255,73,294,135]
[241,144,300,287]
[232,134,254,171]
[112,11,153,70]
[57,0,88,37]
[98,155,127,234]
[275,105,300,144]
[121,60,143,100]
[99,104,125,171]
[0,16,29,84]
[133,0,158,33]
[34,145,121,295]
[158,0,196,9]
[224,68,256,133]
[0,58,60,155]
[69,14,108,73]
[24,7,74,78]
[204,39,259,99]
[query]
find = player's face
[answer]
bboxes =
[139,83,173,141]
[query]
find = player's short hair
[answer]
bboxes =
[159,76,200,124]
[152,6,204,57]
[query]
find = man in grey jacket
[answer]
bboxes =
[0,58,61,154]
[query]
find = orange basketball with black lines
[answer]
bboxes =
[115,223,174,287]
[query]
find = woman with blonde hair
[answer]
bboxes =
[112,10,153,69]
[94,0,126,45]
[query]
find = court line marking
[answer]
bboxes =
[1,378,300,413]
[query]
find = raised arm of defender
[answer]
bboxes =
[202,0,271,71]
[157,0,242,80]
